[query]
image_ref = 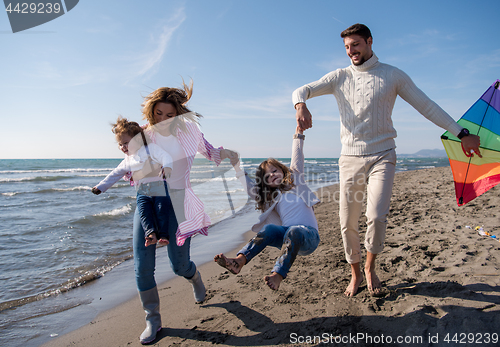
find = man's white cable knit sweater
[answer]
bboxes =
[292,53,463,156]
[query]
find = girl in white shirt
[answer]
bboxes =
[92,117,172,245]
[214,127,320,290]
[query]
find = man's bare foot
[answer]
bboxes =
[264,272,283,290]
[214,253,245,274]
[344,274,363,297]
[365,268,384,297]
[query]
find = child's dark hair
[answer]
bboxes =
[254,158,294,212]
[111,117,143,139]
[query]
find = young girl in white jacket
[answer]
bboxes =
[92,117,172,245]
[214,126,320,290]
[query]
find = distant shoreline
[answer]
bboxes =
[0,151,449,161]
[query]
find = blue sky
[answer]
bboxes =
[1,0,499,159]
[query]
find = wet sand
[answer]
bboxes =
[43,167,500,346]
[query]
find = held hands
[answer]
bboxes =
[461,134,482,158]
[295,103,312,130]
[295,125,304,135]
[159,167,172,179]
[221,149,240,167]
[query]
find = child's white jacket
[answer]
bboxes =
[95,143,173,193]
[126,143,173,174]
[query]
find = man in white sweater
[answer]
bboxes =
[293,23,481,297]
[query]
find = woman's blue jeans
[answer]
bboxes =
[133,184,196,292]
[238,224,320,279]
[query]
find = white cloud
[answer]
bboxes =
[458,49,500,77]
[27,61,108,87]
[130,8,187,80]
[331,15,345,25]
[85,14,122,34]
[199,92,292,120]
[20,8,187,88]
[396,29,457,46]
[384,29,459,64]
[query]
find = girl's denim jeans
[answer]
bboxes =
[238,224,320,279]
[136,181,171,240]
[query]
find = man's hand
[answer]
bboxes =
[91,187,101,195]
[295,103,312,130]
[461,134,482,158]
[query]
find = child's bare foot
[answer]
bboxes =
[158,238,169,246]
[214,253,245,274]
[145,234,158,247]
[344,274,363,297]
[264,272,283,290]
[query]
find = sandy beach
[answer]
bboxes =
[43,166,500,346]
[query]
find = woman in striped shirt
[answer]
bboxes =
[135,81,237,344]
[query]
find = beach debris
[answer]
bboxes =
[441,80,500,206]
[466,225,500,242]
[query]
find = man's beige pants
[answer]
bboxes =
[339,149,396,264]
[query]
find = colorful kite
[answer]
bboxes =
[441,80,500,206]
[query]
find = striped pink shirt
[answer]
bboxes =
[146,120,223,246]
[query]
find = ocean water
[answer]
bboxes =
[0,156,450,346]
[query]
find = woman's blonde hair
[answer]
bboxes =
[111,117,143,139]
[141,79,202,135]
[254,158,294,212]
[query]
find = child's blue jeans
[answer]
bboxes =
[136,180,171,240]
[237,224,320,279]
